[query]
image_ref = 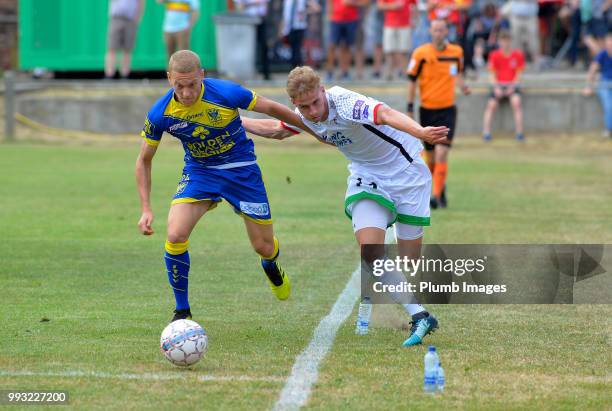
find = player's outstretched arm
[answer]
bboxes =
[241,117,296,140]
[376,105,450,146]
[251,96,317,137]
[135,140,158,235]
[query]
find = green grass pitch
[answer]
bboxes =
[1,135,610,410]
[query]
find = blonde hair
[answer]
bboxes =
[286,66,321,100]
[168,50,202,73]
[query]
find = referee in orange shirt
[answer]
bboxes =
[407,18,470,209]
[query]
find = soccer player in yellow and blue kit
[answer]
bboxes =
[135,50,310,322]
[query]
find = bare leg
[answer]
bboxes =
[104,49,117,78]
[510,94,523,135]
[373,44,384,76]
[167,201,213,243]
[120,51,132,78]
[325,44,336,76]
[483,98,498,136]
[434,142,449,164]
[177,28,190,51]
[340,45,352,76]
[398,51,408,79]
[243,218,276,258]
[164,32,177,61]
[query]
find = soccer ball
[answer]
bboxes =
[160,319,208,366]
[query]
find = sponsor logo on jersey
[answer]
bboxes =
[353,100,365,120]
[363,105,369,119]
[324,131,353,147]
[184,112,204,121]
[239,201,270,217]
[192,126,210,139]
[169,121,189,132]
[187,131,235,158]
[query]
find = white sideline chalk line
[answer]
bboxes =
[0,369,284,383]
[272,266,361,411]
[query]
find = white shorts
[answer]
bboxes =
[351,199,424,240]
[383,27,412,53]
[344,156,431,228]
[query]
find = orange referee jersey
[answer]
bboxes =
[407,42,464,109]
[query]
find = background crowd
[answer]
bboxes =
[245,0,612,81]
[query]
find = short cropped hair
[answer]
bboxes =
[286,66,321,100]
[168,50,202,73]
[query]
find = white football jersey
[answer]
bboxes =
[284,86,424,177]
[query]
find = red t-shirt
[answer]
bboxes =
[381,0,415,28]
[331,0,359,23]
[489,49,525,83]
[428,0,460,25]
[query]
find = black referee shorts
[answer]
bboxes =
[419,105,457,151]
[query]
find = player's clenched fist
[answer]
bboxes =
[421,126,450,145]
[138,211,154,235]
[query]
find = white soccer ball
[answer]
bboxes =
[160,319,208,367]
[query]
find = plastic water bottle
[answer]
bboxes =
[355,297,372,335]
[437,362,445,392]
[423,346,439,393]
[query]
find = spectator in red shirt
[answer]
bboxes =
[378,0,416,80]
[325,0,369,81]
[482,30,525,142]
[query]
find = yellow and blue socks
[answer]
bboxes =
[165,240,190,310]
[260,237,282,286]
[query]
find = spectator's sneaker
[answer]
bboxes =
[371,71,381,80]
[340,72,351,81]
[326,71,334,82]
[171,308,192,323]
[483,133,492,142]
[516,133,525,142]
[403,312,438,347]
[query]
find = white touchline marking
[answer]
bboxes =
[0,370,284,383]
[273,266,361,411]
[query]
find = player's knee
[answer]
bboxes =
[435,152,448,163]
[252,237,275,259]
[167,232,189,244]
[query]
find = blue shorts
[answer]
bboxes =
[586,18,608,38]
[172,163,272,224]
[330,21,358,47]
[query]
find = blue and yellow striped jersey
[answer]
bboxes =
[142,78,258,168]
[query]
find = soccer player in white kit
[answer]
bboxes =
[242,66,448,347]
